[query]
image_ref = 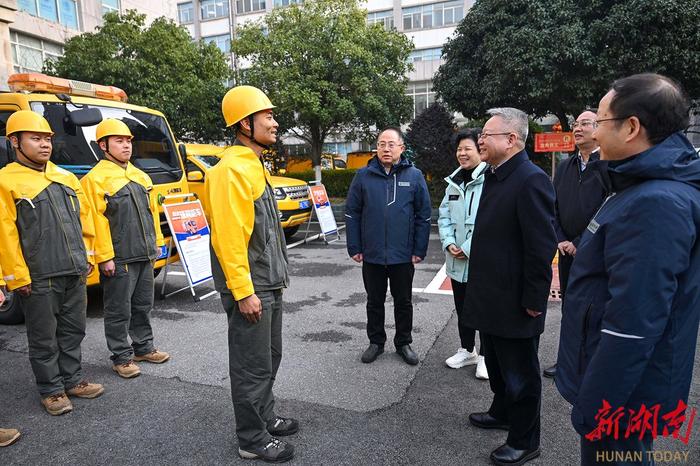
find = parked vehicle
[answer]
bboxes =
[0,72,188,324]
[183,143,312,239]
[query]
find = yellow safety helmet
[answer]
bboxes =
[96,118,133,141]
[221,85,275,127]
[6,110,54,136]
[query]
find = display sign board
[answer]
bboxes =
[534,132,576,152]
[309,184,338,237]
[162,200,212,286]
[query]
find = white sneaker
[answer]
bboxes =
[445,348,479,369]
[475,355,489,380]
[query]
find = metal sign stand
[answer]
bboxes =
[303,181,341,244]
[158,193,217,302]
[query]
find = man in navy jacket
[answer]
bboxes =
[345,126,431,366]
[464,108,557,466]
[556,73,700,465]
[544,110,610,379]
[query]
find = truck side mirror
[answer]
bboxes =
[178,143,187,167]
[187,171,204,182]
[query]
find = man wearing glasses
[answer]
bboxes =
[464,108,557,466]
[345,126,431,366]
[557,73,700,465]
[543,110,610,379]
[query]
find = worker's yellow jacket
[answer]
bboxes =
[206,144,288,300]
[80,160,165,265]
[0,161,96,291]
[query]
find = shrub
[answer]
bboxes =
[287,169,359,198]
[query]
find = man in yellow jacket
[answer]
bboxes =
[0,270,21,447]
[0,111,103,416]
[207,86,295,463]
[80,119,168,379]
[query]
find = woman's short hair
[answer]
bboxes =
[452,127,481,152]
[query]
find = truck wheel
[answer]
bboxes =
[0,290,25,325]
[284,226,299,241]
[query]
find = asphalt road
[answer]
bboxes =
[1,226,698,465]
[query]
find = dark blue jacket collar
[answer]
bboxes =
[490,150,529,181]
[367,154,412,177]
[608,132,700,192]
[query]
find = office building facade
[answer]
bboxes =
[1,0,178,91]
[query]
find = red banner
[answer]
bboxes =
[534,132,576,152]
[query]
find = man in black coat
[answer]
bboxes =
[464,108,557,466]
[543,110,609,378]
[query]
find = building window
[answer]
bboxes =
[406,81,436,119]
[323,142,353,156]
[236,0,266,14]
[408,47,442,63]
[178,2,194,23]
[367,10,394,30]
[200,0,229,20]
[203,34,231,53]
[18,0,79,29]
[285,143,310,156]
[58,0,78,29]
[402,1,464,31]
[18,0,38,16]
[10,31,64,73]
[274,0,302,6]
[102,0,120,15]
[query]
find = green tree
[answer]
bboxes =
[233,0,414,178]
[434,0,700,129]
[405,102,455,182]
[45,10,230,141]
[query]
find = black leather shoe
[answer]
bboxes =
[396,345,419,365]
[361,344,384,363]
[468,412,510,431]
[490,443,540,466]
[543,363,557,378]
[267,416,299,436]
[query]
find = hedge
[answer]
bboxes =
[287,169,359,198]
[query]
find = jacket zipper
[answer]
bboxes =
[578,303,593,374]
[468,191,475,216]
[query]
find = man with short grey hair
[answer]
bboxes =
[487,107,529,142]
[464,108,557,466]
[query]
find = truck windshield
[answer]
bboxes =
[29,101,182,182]
[192,155,222,168]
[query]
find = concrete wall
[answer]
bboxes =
[0,0,17,92]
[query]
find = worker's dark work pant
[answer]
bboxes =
[101,261,155,364]
[21,275,86,396]
[221,288,283,449]
[362,261,414,347]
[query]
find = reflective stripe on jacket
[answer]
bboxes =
[80,160,164,264]
[206,145,288,300]
[438,162,487,282]
[0,161,96,290]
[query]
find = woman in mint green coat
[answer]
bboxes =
[438,128,489,379]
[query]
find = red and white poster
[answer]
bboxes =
[309,184,338,236]
[162,200,212,285]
